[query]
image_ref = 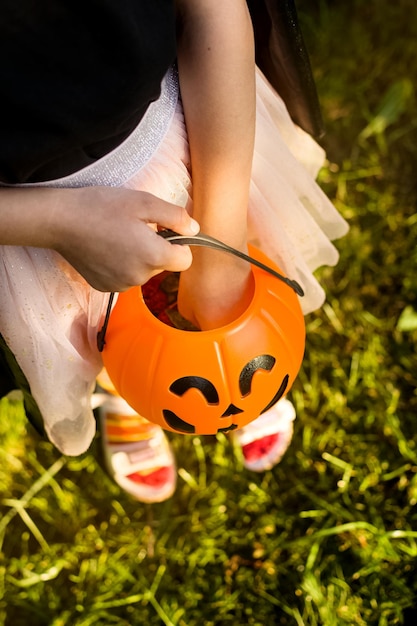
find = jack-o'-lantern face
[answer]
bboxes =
[162,355,289,434]
[102,246,305,435]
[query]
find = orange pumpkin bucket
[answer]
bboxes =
[100,233,305,435]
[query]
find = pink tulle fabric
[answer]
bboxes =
[0,68,348,455]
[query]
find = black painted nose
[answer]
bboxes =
[221,403,243,417]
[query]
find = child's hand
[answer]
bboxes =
[52,187,199,292]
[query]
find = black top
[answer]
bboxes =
[0,0,177,184]
[0,0,321,185]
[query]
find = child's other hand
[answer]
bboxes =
[52,186,199,292]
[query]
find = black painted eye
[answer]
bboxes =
[170,376,219,404]
[239,355,276,397]
[164,376,220,433]
[261,374,289,414]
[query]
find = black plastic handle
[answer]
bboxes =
[157,230,304,296]
[97,230,304,352]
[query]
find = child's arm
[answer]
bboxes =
[0,186,198,292]
[175,0,256,329]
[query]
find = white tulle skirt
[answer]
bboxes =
[0,67,348,456]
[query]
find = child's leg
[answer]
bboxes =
[95,370,177,503]
[232,397,296,472]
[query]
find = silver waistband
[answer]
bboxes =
[19,66,179,189]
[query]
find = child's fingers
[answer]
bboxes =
[143,227,194,274]
[139,194,199,237]
[161,241,194,273]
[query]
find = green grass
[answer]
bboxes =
[1,0,417,623]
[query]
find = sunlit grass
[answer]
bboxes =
[1,1,417,624]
